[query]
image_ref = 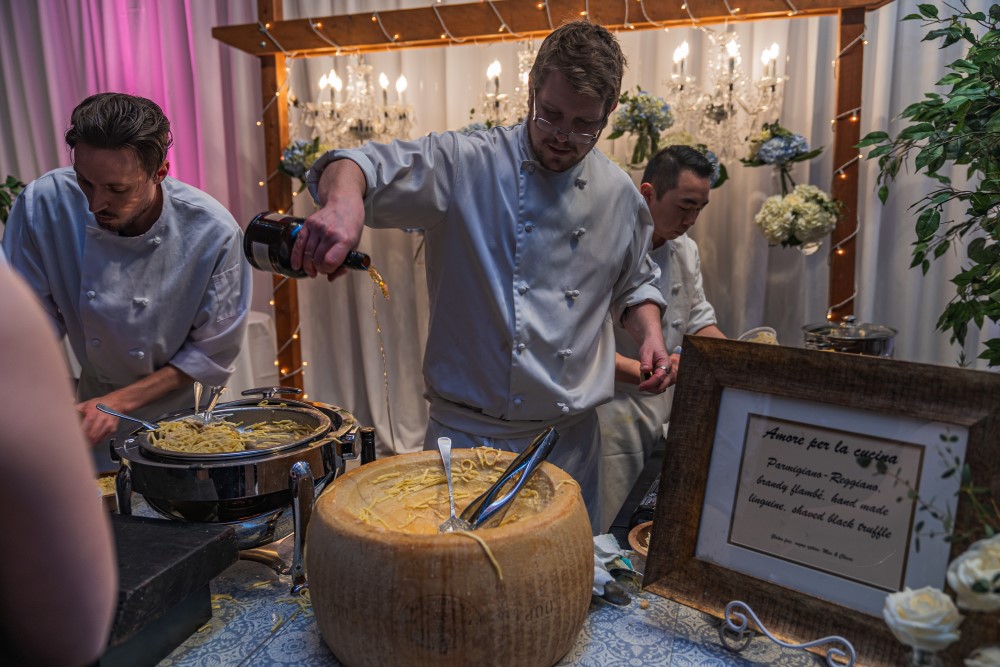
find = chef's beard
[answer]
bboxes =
[94,189,160,236]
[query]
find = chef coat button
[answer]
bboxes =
[564,289,580,299]
[129,349,145,359]
[572,227,587,238]
[558,349,573,357]
[133,297,149,307]
[556,402,569,414]
[524,223,534,233]
[517,284,528,295]
[671,319,684,329]
[525,164,536,175]
[672,283,682,295]
[85,290,96,299]
[513,396,523,406]
[90,338,101,347]
[516,343,526,352]
[149,236,162,246]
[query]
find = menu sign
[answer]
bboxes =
[729,414,924,591]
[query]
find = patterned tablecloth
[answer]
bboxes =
[157,535,825,667]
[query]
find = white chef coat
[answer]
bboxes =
[597,234,717,529]
[2,167,252,420]
[308,123,665,529]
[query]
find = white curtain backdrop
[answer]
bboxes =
[0,0,989,456]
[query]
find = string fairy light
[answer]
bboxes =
[721,0,741,17]
[832,32,868,67]
[432,3,468,43]
[830,106,862,126]
[681,1,699,26]
[371,11,399,43]
[637,0,670,31]
[487,0,526,38]
[249,23,315,388]
[834,153,863,180]
[308,19,342,55]
[541,1,554,30]
[781,0,799,16]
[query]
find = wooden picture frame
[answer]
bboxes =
[643,337,1000,666]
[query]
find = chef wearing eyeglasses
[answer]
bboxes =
[293,20,672,532]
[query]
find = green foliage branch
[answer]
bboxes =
[859,2,1000,365]
[0,175,25,225]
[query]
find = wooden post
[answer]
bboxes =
[257,0,303,391]
[828,7,865,322]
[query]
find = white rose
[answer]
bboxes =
[966,646,1000,667]
[882,586,963,652]
[947,534,1000,612]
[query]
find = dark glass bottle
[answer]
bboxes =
[244,211,371,278]
[359,427,377,465]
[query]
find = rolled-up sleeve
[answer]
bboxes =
[306,134,459,231]
[168,233,252,385]
[609,203,666,326]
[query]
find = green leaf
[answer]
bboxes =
[917,3,939,18]
[857,131,889,146]
[916,208,941,240]
[937,73,964,86]
[867,144,894,159]
[899,123,936,140]
[878,185,890,205]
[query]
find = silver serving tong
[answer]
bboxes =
[201,385,227,423]
[459,426,559,530]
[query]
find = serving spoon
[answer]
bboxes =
[437,437,473,533]
[95,404,159,432]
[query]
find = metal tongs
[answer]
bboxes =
[459,426,559,530]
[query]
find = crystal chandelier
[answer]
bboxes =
[471,41,536,128]
[666,32,786,159]
[292,55,414,149]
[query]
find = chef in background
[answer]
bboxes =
[598,145,727,529]
[3,92,251,449]
[293,20,674,530]
[0,256,117,667]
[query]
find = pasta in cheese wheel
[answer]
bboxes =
[307,448,593,667]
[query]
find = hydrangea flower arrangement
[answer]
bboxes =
[606,87,674,167]
[741,120,823,195]
[754,183,840,248]
[279,137,329,190]
[656,130,729,189]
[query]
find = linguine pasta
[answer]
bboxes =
[352,447,555,534]
[147,418,315,454]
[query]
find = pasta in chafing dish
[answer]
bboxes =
[147,418,315,454]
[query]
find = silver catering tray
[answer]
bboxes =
[137,404,331,462]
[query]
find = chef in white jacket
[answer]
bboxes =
[3,93,251,449]
[296,21,674,530]
[598,145,727,529]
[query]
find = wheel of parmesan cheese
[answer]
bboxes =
[306,448,593,667]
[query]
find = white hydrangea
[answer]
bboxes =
[754,184,839,247]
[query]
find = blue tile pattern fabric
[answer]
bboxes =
[157,539,825,667]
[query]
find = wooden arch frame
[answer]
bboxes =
[213,0,894,388]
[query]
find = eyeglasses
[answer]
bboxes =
[532,103,604,145]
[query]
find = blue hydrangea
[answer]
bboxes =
[280,138,324,181]
[703,149,721,186]
[458,122,489,134]
[756,134,809,165]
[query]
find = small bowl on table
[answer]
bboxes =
[628,521,653,557]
